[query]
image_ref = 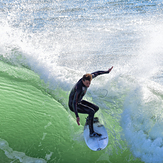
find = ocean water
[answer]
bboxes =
[0,0,163,162]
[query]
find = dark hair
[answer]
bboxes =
[82,74,92,81]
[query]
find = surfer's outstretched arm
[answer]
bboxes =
[91,66,113,79]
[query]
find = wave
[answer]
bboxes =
[1,40,163,162]
[0,1,163,162]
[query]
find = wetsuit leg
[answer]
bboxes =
[78,100,101,135]
[69,100,100,135]
[80,100,99,113]
[77,100,99,120]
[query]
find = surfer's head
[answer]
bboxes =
[82,74,92,87]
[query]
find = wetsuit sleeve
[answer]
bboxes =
[91,70,110,79]
[72,86,80,118]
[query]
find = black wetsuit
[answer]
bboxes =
[68,71,110,120]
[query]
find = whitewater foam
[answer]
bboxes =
[121,81,163,163]
[0,138,47,163]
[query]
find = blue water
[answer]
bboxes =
[0,0,163,163]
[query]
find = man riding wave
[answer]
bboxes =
[68,66,113,137]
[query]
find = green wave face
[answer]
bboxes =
[0,61,142,163]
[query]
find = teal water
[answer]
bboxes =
[0,0,163,163]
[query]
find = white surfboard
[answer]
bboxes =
[84,118,108,151]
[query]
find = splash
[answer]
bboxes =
[121,81,163,163]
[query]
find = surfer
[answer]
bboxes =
[68,66,113,137]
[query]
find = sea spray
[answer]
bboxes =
[121,81,163,163]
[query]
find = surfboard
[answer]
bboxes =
[83,117,108,151]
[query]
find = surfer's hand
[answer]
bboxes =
[76,117,80,126]
[108,66,113,73]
